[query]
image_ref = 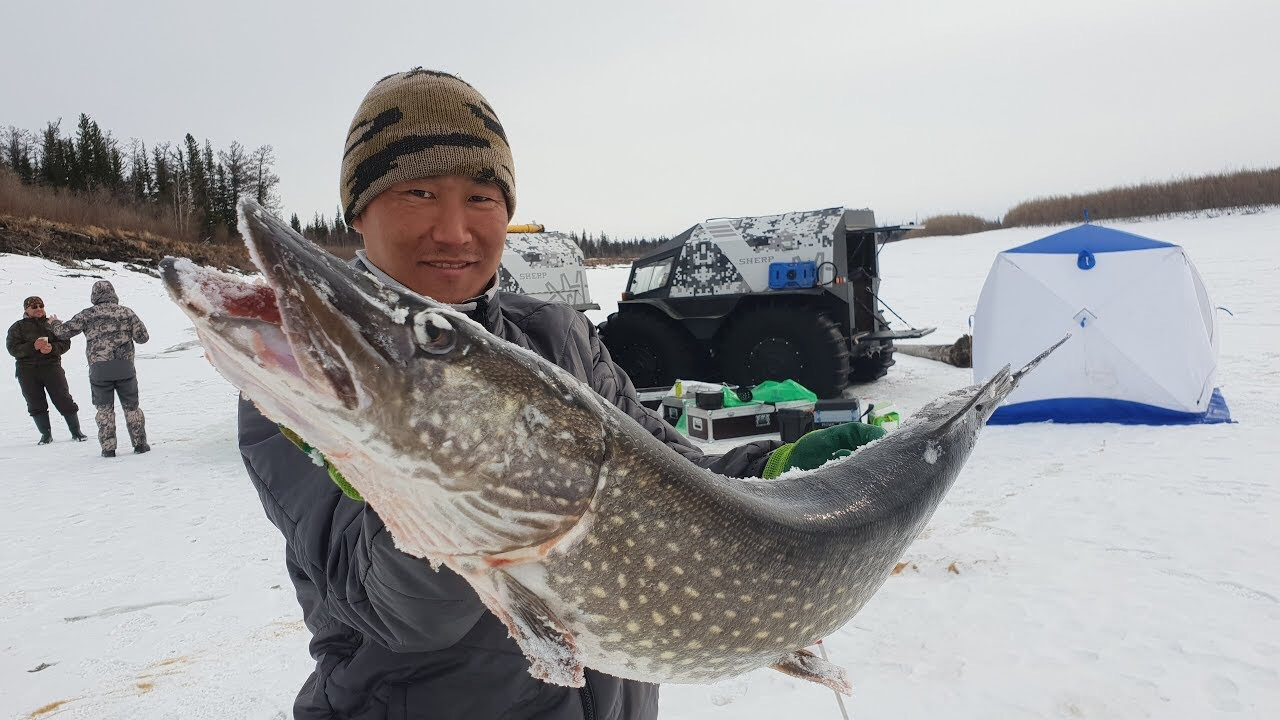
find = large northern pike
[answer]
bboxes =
[161,201,1062,696]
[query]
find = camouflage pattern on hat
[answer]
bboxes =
[23,296,44,308]
[340,68,516,223]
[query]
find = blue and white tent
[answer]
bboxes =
[973,224,1231,425]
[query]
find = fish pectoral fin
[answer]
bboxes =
[492,570,585,688]
[771,648,852,696]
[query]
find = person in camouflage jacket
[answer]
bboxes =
[50,280,151,457]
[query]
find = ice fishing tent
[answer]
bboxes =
[973,224,1230,425]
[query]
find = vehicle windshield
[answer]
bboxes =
[629,257,674,294]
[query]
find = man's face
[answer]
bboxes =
[351,176,509,304]
[25,303,45,319]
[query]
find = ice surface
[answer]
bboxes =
[3,209,1278,719]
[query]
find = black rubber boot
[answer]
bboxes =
[134,443,151,454]
[64,413,88,442]
[35,413,53,445]
[102,449,116,458]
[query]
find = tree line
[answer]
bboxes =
[3,112,672,259]
[3,113,280,243]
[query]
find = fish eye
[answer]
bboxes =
[414,311,456,355]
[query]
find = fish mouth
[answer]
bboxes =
[964,334,1072,425]
[160,201,423,414]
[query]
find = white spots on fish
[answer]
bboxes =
[666,542,680,553]
[582,560,592,571]
[802,602,814,610]
[651,612,666,626]
[739,594,753,603]
[750,617,760,625]
[690,611,703,621]
[493,485,524,499]
[684,587,700,598]
[626,621,640,633]
[617,573,628,589]
[590,586,607,598]
[618,598,630,610]
[710,568,723,578]
[724,610,737,619]
[670,605,683,616]
[671,628,682,638]
[624,538,635,547]
[686,640,703,650]
[638,639,654,648]
[731,630,742,638]
[644,556,656,570]
[709,625,723,635]
[714,591,726,600]
[659,651,676,660]
[789,621,799,629]
[755,631,770,639]
[656,581,670,594]
[771,611,785,619]
[638,594,648,605]
[672,566,685,576]
[610,516,625,527]
[924,440,940,465]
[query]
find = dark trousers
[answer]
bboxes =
[92,375,146,452]
[16,364,79,417]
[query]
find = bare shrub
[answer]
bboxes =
[1004,167,1280,227]
[907,214,1002,238]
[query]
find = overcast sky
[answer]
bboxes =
[4,0,1278,238]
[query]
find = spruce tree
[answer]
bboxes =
[290,213,302,233]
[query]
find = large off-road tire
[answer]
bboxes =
[715,305,850,399]
[599,310,708,389]
[849,342,896,384]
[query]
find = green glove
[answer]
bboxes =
[280,425,365,501]
[762,422,886,479]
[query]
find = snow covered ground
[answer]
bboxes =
[2,210,1277,719]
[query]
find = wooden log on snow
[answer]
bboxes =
[895,334,973,368]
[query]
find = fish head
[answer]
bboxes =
[161,201,607,558]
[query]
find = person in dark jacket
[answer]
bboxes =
[238,69,782,720]
[50,280,151,457]
[6,295,87,445]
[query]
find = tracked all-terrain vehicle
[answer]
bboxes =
[598,207,933,399]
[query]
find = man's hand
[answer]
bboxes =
[34,339,53,354]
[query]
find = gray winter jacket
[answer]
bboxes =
[238,282,780,719]
[50,280,150,382]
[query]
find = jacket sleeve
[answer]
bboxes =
[7,322,32,359]
[576,314,779,479]
[130,310,150,344]
[49,327,72,356]
[238,395,488,653]
[49,312,85,339]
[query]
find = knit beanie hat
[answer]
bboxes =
[340,68,515,223]
[23,296,43,309]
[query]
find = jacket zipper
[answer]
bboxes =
[578,673,596,720]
